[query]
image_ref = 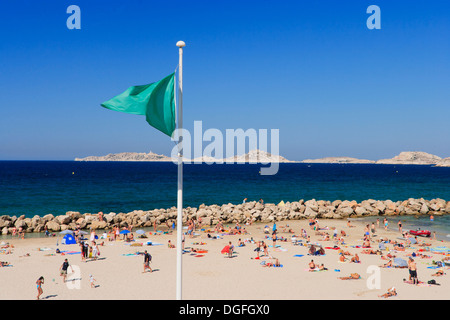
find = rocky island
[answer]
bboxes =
[302,151,450,167]
[75,149,297,163]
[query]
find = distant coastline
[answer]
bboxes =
[75,150,450,167]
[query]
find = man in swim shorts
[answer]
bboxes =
[408,257,418,284]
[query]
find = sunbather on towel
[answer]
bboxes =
[338,273,361,280]
[378,287,397,298]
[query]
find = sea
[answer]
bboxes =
[1,161,450,239]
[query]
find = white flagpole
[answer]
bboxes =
[175,40,185,300]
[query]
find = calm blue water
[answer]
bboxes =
[1,162,450,226]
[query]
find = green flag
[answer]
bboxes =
[101,73,176,137]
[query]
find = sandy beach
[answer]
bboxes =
[0,218,449,300]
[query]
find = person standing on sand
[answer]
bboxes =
[92,241,99,260]
[408,257,418,284]
[143,250,152,273]
[36,276,44,300]
[398,220,402,233]
[384,218,388,230]
[80,242,86,262]
[272,230,277,248]
[59,258,72,283]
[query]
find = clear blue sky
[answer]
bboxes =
[0,0,449,161]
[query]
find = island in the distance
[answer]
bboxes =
[301,151,450,167]
[75,151,450,167]
[75,149,296,163]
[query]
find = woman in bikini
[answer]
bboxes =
[36,276,44,300]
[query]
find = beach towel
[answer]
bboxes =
[65,251,81,255]
[221,245,230,254]
[403,280,431,287]
[146,241,163,246]
[304,268,326,272]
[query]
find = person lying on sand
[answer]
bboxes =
[381,253,396,260]
[378,287,397,298]
[338,273,361,280]
[394,243,405,251]
[361,249,381,255]
[318,263,328,271]
[350,254,360,263]
[0,261,10,267]
[262,258,281,267]
[432,269,445,277]
[321,234,330,241]
[308,245,325,256]
[380,260,393,268]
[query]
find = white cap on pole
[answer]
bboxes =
[176,40,185,300]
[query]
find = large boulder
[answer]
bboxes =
[57,215,72,225]
[46,220,61,232]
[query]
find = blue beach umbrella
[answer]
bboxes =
[135,230,145,235]
[119,230,130,235]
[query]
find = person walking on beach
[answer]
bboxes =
[59,258,72,283]
[36,276,44,300]
[398,220,402,233]
[89,274,97,288]
[384,218,388,231]
[143,250,152,273]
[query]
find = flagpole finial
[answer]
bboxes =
[176,41,186,48]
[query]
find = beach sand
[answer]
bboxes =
[0,218,448,300]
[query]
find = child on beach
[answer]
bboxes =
[89,274,97,288]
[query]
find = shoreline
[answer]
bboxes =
[1,198,449,236]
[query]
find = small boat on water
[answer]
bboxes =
[409,229,431,237]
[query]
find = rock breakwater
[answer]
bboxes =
[1,198,449,235]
